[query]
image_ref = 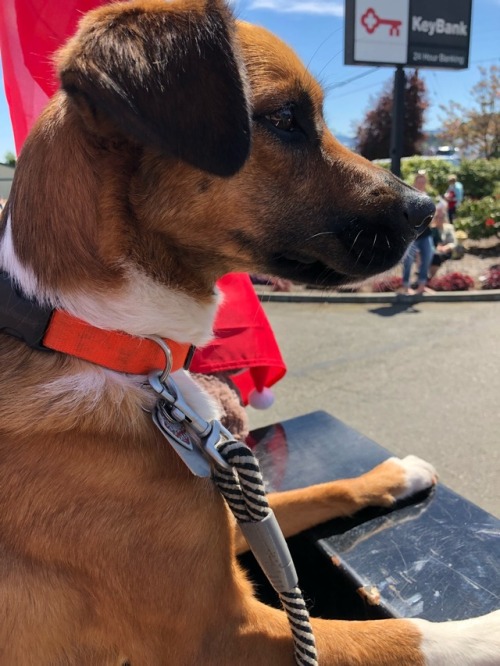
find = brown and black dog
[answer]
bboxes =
[0,1,499,664]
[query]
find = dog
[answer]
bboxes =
[0,0,499,663]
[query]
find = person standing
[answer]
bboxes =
[399,171,435,295]
[429,203,457,279]
[444,175,464,224]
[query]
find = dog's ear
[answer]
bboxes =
[56,0,250,177]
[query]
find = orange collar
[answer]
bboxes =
[43,310,194,375]
[1,271,193,374]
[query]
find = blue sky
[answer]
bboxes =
[1,0,499,159]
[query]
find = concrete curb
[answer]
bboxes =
[254,287,500,304]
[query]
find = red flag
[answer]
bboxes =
[190,274,286,406]
[0,0,287,404]
[0,0,107,151]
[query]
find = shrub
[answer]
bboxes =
[402,158,454,195]
[372,275,403,292]
[374,157,500,200]
[481,267,500,290]
[457,159,500,199]
[455,196,500,240]
[428,272,475,291]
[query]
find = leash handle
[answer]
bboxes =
[239,513,298,593]
[147,368,318,666]
[213,440,319,666]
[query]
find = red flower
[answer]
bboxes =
[482,268,500,290]
[428,272,475,291]
[485,218,496,227]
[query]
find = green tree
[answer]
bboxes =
[354,71,428,160]
[439,65,500,160]
[3,151,16,167]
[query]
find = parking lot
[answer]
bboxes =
[248,300,500,517]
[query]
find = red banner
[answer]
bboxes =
[0,0,107,151]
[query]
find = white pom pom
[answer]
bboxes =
[248,387,275,409]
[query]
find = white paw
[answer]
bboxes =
[413,609,500,665]
[388,455,437,501]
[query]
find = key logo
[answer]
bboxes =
[361,7,402,36]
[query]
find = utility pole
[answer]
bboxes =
[390,65,405,177]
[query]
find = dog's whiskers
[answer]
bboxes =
[355,249,364,267]
[316,48,344,82]
[304,231,336,242]
[304,27,342,74]
[360,233,378,270]
[317,267,334,287]
[365,251,375,271]
[349,229,363,254]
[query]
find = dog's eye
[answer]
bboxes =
[256,103,307,143]
[265,106,297,132]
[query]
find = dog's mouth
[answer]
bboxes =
[268,232,408,288]
[259,194,434,288]
[269,252,347,287]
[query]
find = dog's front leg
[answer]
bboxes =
[201,596,424,665]
[235,456,436,554]
[216,596,500,665]
[214,598,500,665]
[311,610,500,665]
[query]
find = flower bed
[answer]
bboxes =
[480,267,500,290]
[428,272,475,291]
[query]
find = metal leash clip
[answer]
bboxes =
[148,368,232,477]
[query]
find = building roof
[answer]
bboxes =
[0,163,15,199]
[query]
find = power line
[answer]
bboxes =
[330,55,499,101]
[330,67,380,90]
[333,79,386,100]
[470,56,500,65]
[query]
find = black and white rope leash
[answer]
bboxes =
[213,440,319,666]
[146,351,319,666]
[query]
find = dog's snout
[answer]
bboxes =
[404,193,435,234]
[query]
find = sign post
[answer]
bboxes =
[344,0,472,174]
[390,66,405,177]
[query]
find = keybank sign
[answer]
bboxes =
[344,0,472,70]
[412,16,468,38]
[407,0,472,69]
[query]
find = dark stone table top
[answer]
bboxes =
[248,411,500,622]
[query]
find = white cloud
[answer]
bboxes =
[247,0,344,16]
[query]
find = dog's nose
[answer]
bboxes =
[404,193,435,235]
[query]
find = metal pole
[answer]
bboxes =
[390,65,405,177]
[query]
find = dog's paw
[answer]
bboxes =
[412,609,500,665]
[386,455,438,501]
[355,455,437,510]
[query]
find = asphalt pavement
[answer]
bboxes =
[247,300,500,517]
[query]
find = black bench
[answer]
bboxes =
[240,411,500,622]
